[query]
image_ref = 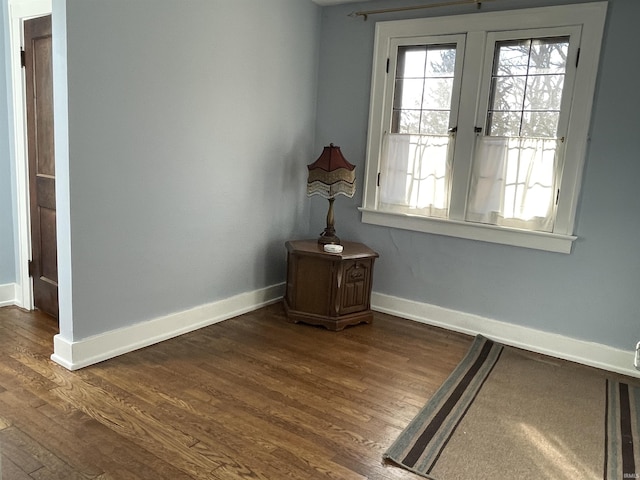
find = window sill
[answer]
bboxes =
[359,208,576,254]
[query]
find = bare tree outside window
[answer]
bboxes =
[392,45,457,135]
[487,37,569,138]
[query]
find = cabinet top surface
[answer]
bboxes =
[286,240,379,259]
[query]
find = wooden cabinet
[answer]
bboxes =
[284,240,378,331]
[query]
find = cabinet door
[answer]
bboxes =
[339,259,373,315]
[293,255,332,316]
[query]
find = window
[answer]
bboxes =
[360,3,607,253]
[380,37,464,219]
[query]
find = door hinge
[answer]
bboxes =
[377,172,381,186]
[28,260,34,277]
[386,58,389,74]
[556,189,560,205]
[20,48,26,68]
[575,48,580,68]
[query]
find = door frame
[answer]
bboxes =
[7,0,52,310]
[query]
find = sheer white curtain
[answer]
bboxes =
[466,136,559,232]
[379,133,451,218]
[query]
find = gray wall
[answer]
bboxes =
[4,0,637,353]
[314,0,640,351]
[0,1,15,285]
[60,0,320,339]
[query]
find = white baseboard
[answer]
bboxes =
[51,283,285,370]
[0,283,17,307]
[50,284,638,378]
[371,292,640,379]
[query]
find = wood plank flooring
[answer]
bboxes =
[0,303,472,479]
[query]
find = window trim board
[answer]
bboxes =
[359,207,577,254]
[361,1,608,252]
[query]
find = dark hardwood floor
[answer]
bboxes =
[0,302,472,479]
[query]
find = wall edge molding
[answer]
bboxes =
[0,283,17,307]
[49,285,637,378]
[371,292,639,379]
[51,283,285,370]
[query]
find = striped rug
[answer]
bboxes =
[383,335,640,480]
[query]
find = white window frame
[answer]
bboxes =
[360,2,607,253]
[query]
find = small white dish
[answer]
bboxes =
[323,244,343,254]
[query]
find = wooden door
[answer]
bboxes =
[24,15,58,319]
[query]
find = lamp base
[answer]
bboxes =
[318,231,340,245]
[317,197,341,245]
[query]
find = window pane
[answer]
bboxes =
[425,47,457,77]
[395,78,424,110]
[393,44,457,135]
[488,111,522,137]
[396,110,421,134]
[399,48,426,78]
[487,36,569,139]
[423,78,454,110]
[495,41,530,76]
[420,111,450,135]
[525,75,565,111]
[491,76,525,112]
[529,38,568,74]
[520,111,560,137]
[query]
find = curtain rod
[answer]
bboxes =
[348,0,499,20]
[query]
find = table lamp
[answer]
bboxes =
[307,144,356,245]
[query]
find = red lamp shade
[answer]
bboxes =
[307,144,356,199]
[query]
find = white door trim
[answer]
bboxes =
[6,0,52,309]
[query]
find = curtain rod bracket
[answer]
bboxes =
[348,11,368,21]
